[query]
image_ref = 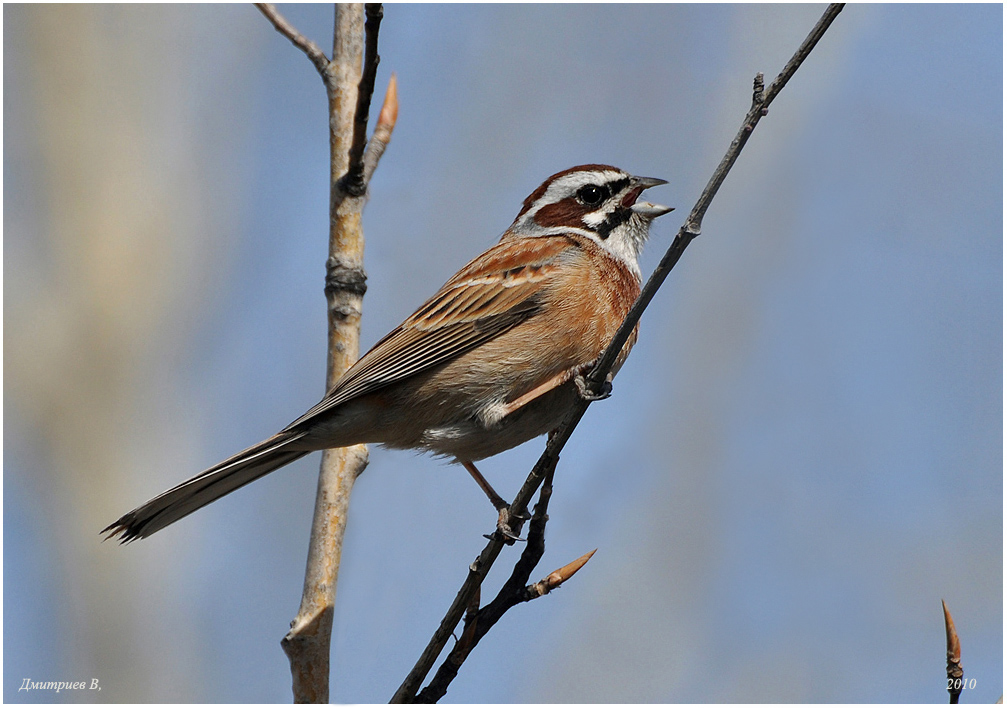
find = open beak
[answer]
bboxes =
[628,175,673,218]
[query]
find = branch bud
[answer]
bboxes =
[527,549,597,599]
[942,599,963,703]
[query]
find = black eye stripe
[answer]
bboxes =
[607,177,630,195]
[574,177,630,206]
[595,206,633,240]
[579,176,632,239]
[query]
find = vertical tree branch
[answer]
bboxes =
[278,6,366,704]
[258,3,396,702]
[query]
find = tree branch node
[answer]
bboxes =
[752,72,766,106]
[325,258,368,297]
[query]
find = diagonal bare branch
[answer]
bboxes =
[255,3,330,77]
[413,461,562,703]
[391,4,846,703]
[363,73,398,184]
[586,2,845,397]
[388,459,559,704]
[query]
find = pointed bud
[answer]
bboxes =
[376,73,398,139]
[943,599,963,703]
[528,549,597,598]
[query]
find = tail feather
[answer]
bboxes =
[102,432,310,543]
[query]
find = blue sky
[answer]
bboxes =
[5,4,1002,703]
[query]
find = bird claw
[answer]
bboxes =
[494,507,526,544]
[575,373,612,402]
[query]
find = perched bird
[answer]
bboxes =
[103,164,671,542]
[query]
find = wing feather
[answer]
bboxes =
[283,236,574,431]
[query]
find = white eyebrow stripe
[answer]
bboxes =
[518,224,597,239]
[550,170,624,188]
[522,170,627,222]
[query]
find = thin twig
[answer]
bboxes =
[943,599,963,704]
[414,463,567,703]
[392,4,845,702]
[389,459,555,703]
[363,73,398,184]
[343,3,384,196]
[587,2,845,395]
[255,3,330,77]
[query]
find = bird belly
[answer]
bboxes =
[415,381,578,461]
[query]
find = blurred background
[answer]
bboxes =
[4,3,1002,703]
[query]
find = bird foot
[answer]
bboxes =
[484,507,528,544]
[575,373,612,401]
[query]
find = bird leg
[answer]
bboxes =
[461,460,525,542]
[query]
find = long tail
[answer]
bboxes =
[102,431,310,543]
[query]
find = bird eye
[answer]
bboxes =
[576,184,608,206]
